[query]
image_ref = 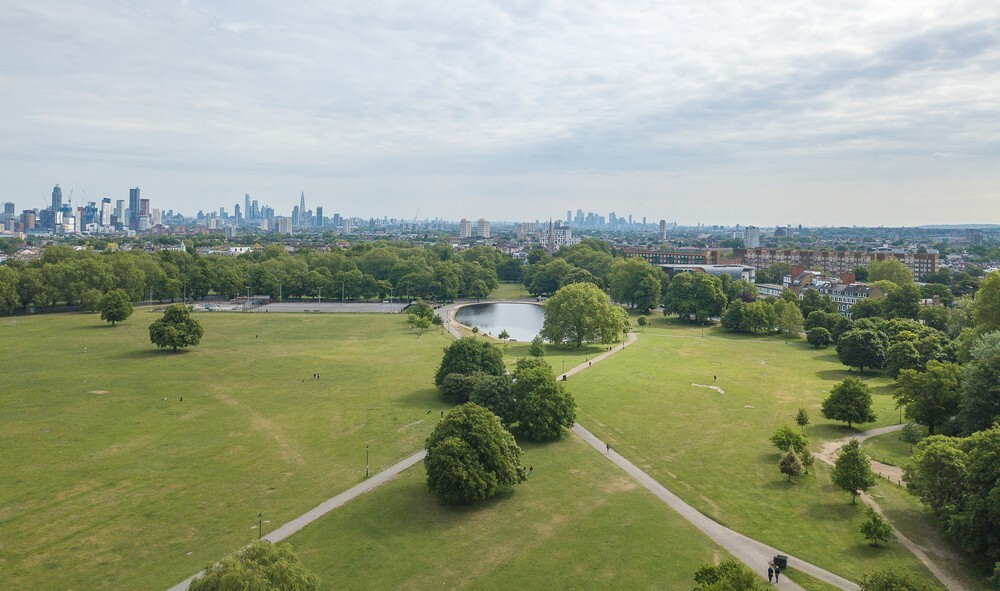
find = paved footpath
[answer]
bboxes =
[165,451,427,591]
[573,423,858,591]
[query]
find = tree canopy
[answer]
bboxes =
[511,358,576,441]
[424,403,526,503]
[148,304,204,351]
[608,257,663,312]
[663,272,726,322]
[434,337,505,389]
[692,560,769,591]
[831,439,877,503]
[540,282,627,348]
[836,329,888,373]
[867,259,914,286]
[973,271,1000,334]
[822,377,877,428]
[894,361,961,435]
[187,540,317,591]
[99,288,133,326]
[957,331,1000,434]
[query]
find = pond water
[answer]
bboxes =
[454,303,543,342]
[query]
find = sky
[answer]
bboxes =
[2,1,999,226]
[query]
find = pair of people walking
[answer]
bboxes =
[767,565,781,583]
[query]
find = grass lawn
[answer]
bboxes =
[0,310,453,590]
[488,281,530,300]
[567,315,939,585]
[291,434,730,590]
[871,482,993,590]
[863,428,925,468]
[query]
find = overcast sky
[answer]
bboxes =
[2,1,998,226]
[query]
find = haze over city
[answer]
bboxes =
[2,1,999,225]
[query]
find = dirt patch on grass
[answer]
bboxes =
[88,390,110,394]
[396,419,425,432]
[691,383,725,394]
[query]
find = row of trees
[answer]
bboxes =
[0,242,512,313]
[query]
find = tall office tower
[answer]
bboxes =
[744,225,761,248]
[343,218,352,234]
[129,188,140,229]
[3,202,14,214]
[476,218,490,239]
[292,205,300,227]
[566,210,572,223]
[333,213,342,229]
[659,220,667,240]
[251,200,259,220]
[245,194,251,220]
[151,209,162,226]
[115,200,124,222]
[234,204,242,220]
[139,198,150,216]
[315,206,323,227]
[100,198,112,226]
[459,218,472,238]
[299,192,306,225]
[51,184,63,212]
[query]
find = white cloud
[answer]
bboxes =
[0,0,998,224]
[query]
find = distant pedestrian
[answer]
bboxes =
[774,567,780,582]
[714,375,717,381]
[606,443,610,453]
[529,466,533,476]
[767,566,773,582]
[180,397,183,402]
[256,334,258,338]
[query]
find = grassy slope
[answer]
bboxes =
[292,435,729,591]
[863,429,924,468]
[0,310,452,590]
[568,315,939,585]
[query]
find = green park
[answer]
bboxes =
[1,253,998,590]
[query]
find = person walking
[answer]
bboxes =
[774,566,780,582]
[767,566,773,583]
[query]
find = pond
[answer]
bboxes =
[454,302,544,342]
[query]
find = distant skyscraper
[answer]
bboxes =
[292,205,300,228]
[315,206,323,227]
[459,218,472,238]
[51,184,62,212]
[659,220,667,240]
[476,218,490,239]
[566,210,572,223]
[129,187,140,230]
[3,202,14,215]
[299,192,306,226]
[744,225,761,248]
[245,194,251,220]
[115,200,124,223]
[234,204,242,220]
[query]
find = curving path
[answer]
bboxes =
[165,451,427,591]
[814,426,961,591]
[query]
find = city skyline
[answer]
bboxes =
[2,2,999,226]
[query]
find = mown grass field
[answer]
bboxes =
[291,435,729,590]
[863,428,924,468]
[567,314,941,585]
[0,309,453,590]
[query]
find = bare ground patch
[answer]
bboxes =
[691,383,725,395]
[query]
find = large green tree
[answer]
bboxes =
[822,377,877,429]
[99,288,133,326]
[187,540,317,591]
[859,569,938,591]
[434,337,505,389]
[836,328,888,373]
[540,282,627,348]
[831,439,877,503]
[148,304,204,352]
[424,403,526,503]
[608,257,663,312]
[868,259,914,286]
[663,272,726,322]
[957,331,1000,434]
[894,361,962,435]
[511,358,576,441]
[974,271,1000,334]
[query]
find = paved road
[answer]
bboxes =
[573,423,858,591]
[255,302,409,313]
[165,451,426,591]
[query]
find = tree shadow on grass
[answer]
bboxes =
[115,348,193,360]
[396,386,449,411]
[815,369,850,382]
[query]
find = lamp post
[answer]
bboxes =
[258,512,263,539]
[245,286,250,312]
[318,287,321,305]
[341,281,345,303]
[365,444,370,478]
[388,286,394,305]
[278,280,282,302]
